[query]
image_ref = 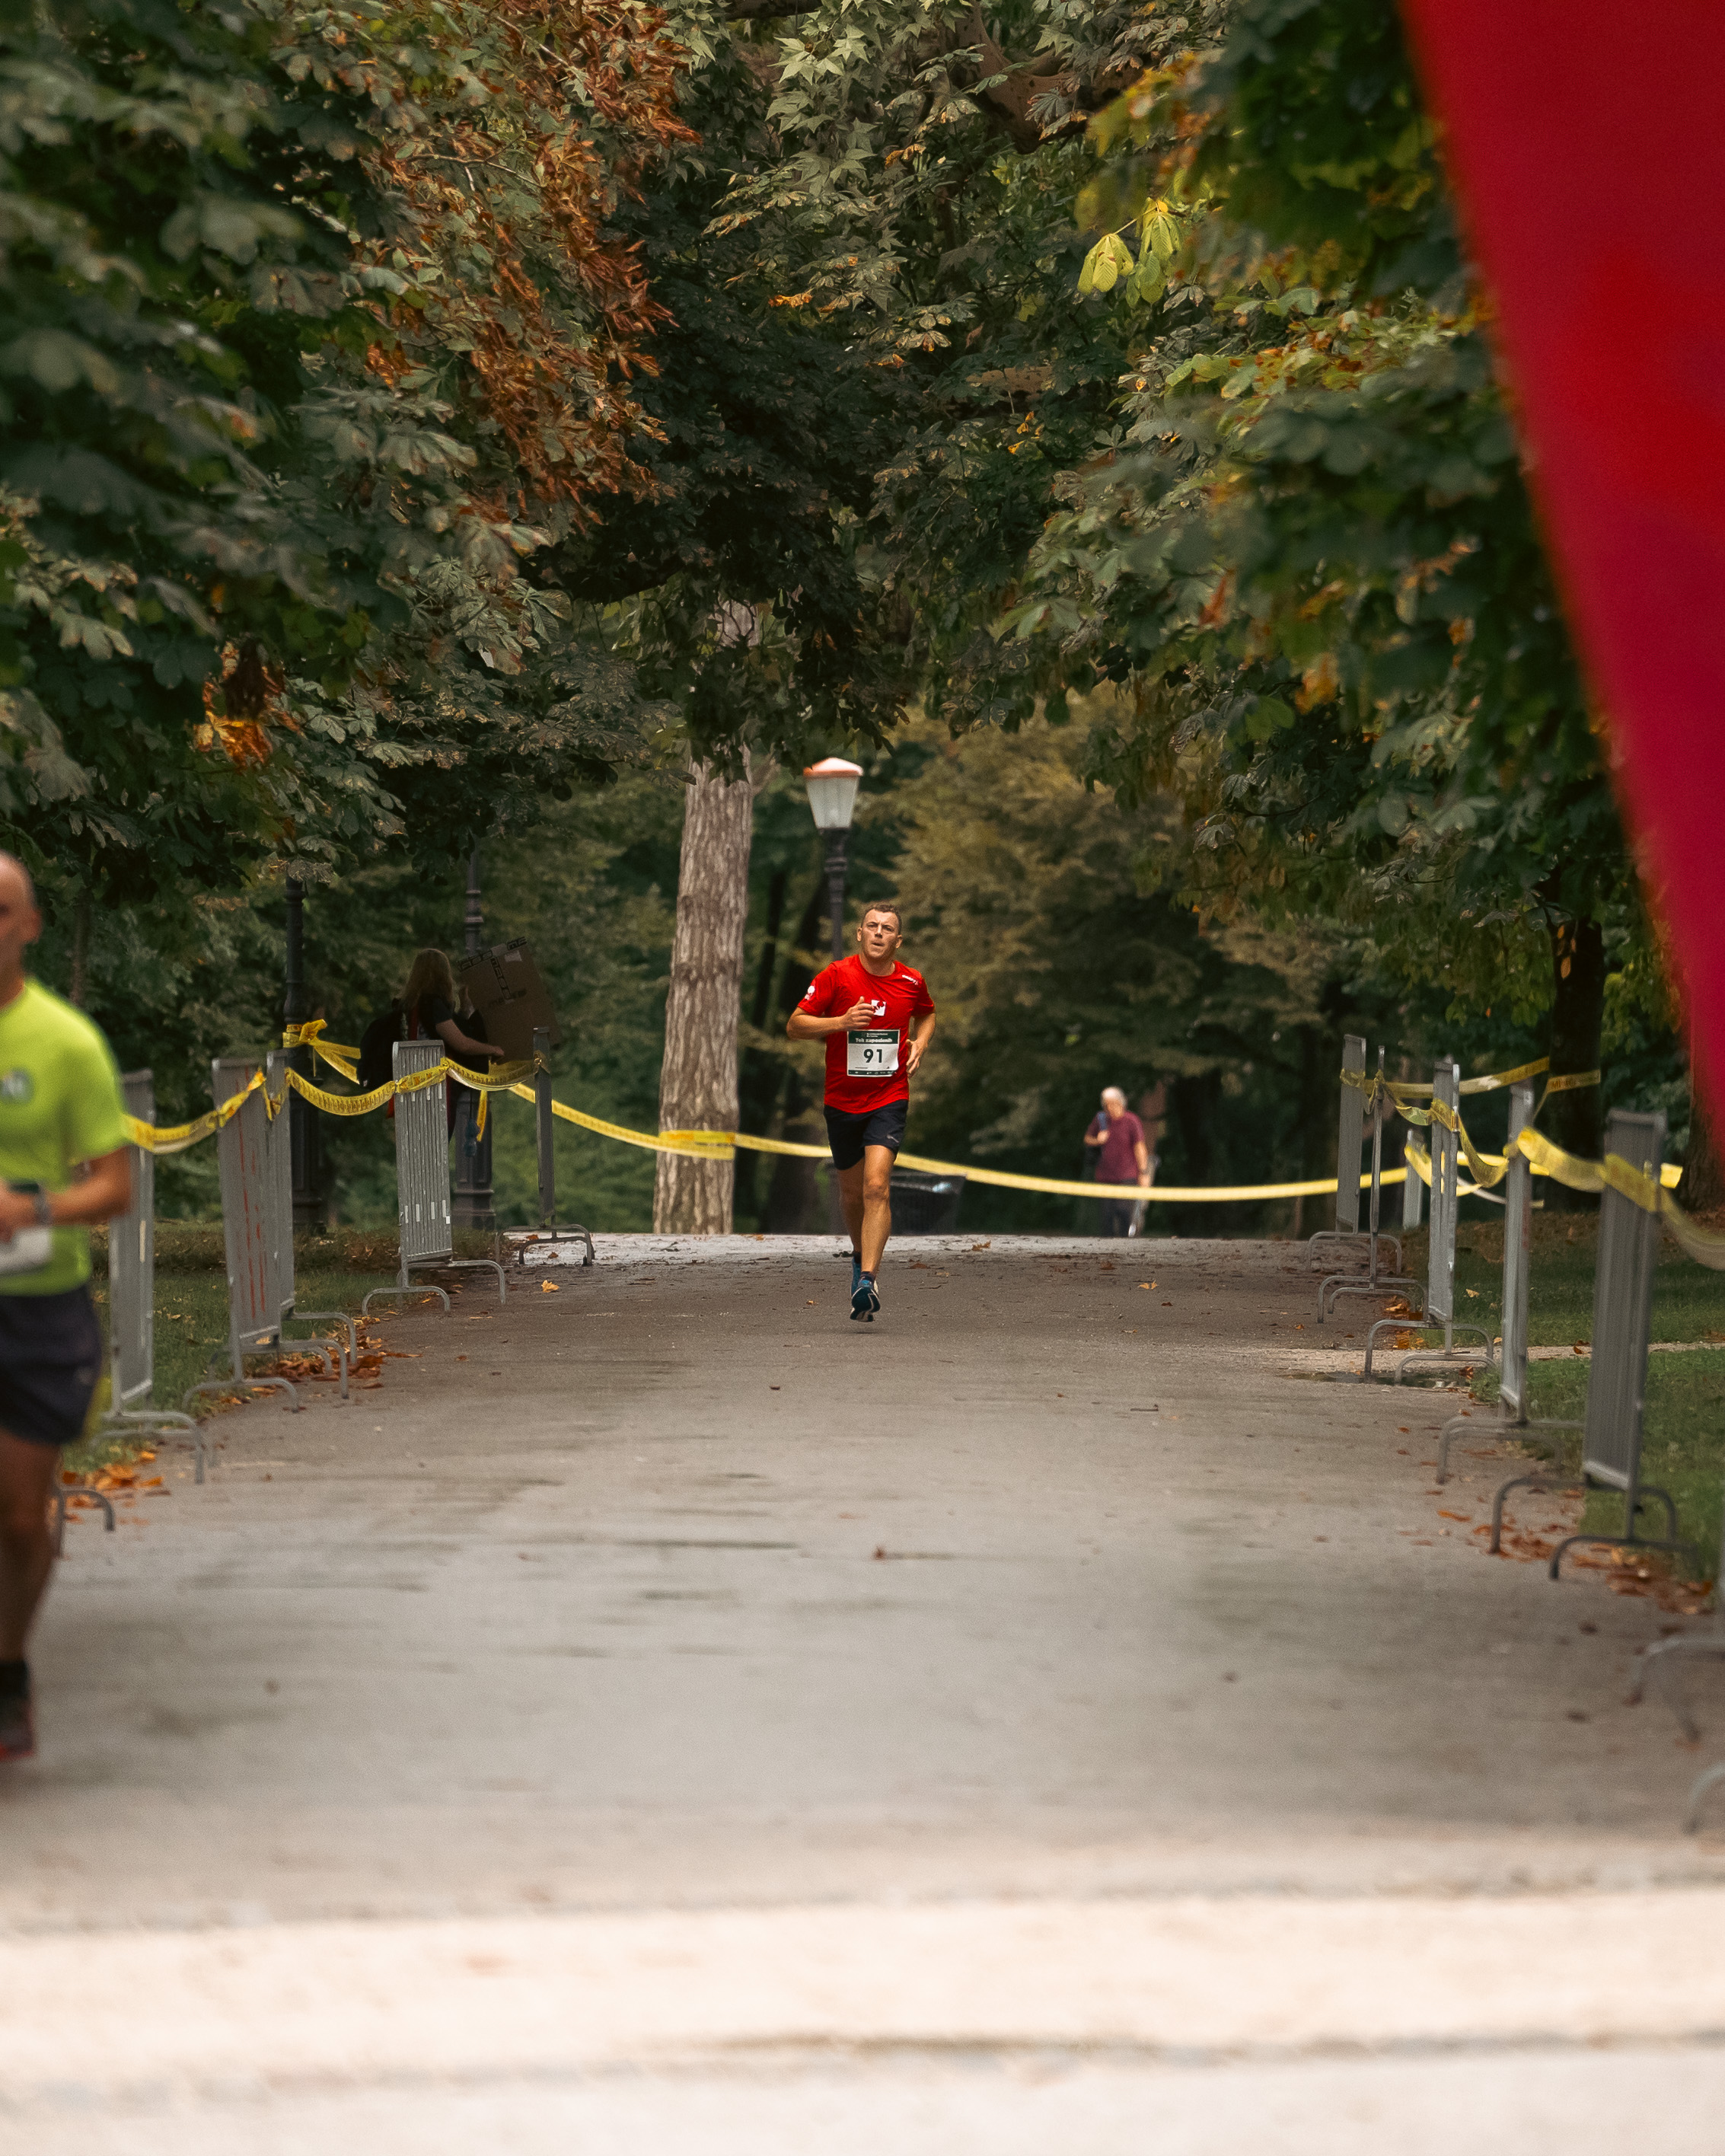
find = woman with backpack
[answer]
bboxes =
[361,949,505,1134]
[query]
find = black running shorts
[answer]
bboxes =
[0,1284,104,1448]
[824,1099,908,1172]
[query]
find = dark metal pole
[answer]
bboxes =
[534,1024,553,1229]
[284,875,324,1230]
[823,829,849,962]
[452,847,495,1229]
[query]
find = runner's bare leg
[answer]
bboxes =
[0,1430,59,1660]
[837,1146,894,1276]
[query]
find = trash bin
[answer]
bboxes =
[889,1166,965,1236]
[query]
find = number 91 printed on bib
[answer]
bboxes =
[847,1028,900,1077]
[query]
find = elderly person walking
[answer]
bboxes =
[1083,1086,1151,1238]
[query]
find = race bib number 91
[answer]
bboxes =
[847,1029,900,1078]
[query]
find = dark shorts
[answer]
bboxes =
[0,1284,104,1448]
[824,1099,908,1172]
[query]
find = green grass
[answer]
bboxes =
[1410,1212,1725,1574]
[1503,1351,1725,1580]
[1401,1214,1725,1349]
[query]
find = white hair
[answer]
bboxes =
[1101,1086,1126,1105]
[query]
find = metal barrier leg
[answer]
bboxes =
[1633,1636,1725,1740]
[288,1309,357,1402]
[1548,1488,1698,1581]
[1443,1410,1581,1487]
[1395,1321,1498,1384]
[1487,1453,1587,1552]
[1685,1761,1725,1832]
[361,1283,451,1317]
[1438,1405,1500,1483]
[52,1485,116,1555]
[438,1258,507,1305]
[1322,1273,1424,1322]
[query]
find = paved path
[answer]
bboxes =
[6,1233,1725,2148]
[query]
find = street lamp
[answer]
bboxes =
[283,875,325,1229]
[803,757,862,962]
[451,846,495,1229]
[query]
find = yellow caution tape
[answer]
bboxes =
[1347,1059,1599,1108]
[121,1068,267,1156]
[1515,1129,1720,1266]
[509,1085,1405,1200]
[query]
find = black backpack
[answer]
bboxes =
[357,1003,407,1091]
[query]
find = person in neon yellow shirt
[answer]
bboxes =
[0,856,132,1763]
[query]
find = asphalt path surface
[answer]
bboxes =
[6,1231,1725,2149]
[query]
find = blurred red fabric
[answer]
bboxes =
[1401,1,1725,1130]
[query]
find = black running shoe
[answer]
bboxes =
[850,1273,880,1322]
[0,1666,34,1764]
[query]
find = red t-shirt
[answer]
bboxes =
[800,955,936,1114]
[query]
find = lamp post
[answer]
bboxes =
[283,875,325,1229]
[802,757,863,961]
[451,846,495,1229]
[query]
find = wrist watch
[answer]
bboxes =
[30,1189,51,1226]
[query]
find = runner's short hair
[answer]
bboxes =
[1101,1086,1126,1105]
[861,901,902,930]
[0,853,36,907]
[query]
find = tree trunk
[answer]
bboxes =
[733,866,787,1225]
[1684,1071,1725,1215]
[1541,913,1605,1206]
[760,875,828,1233]
[655,753,756,1234]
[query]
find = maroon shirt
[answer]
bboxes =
[1090,1110,1145,1184]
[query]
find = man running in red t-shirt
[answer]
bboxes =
[787,902,936,1322]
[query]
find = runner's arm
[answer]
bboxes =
[1134,1136,1151,1188]
[0,1147,131,1240]
[786,997,877,1041]
[433,1016,505,1062]
[903,1010,936,1080]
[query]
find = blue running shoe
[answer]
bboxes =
[850,1250,862,1300]
[850,1272,880,1322]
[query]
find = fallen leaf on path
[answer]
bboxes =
[971,1241,992,1251]
[540,1281,560,1293]
[1437,1510,1470,1522]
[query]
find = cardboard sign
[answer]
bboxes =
[458,939,560,1060]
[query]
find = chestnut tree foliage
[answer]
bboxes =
[0,0,690,927]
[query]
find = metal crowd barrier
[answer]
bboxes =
[264,1051,353,1397]
[1362,1059,1496,1383]
[515,1024,593,1269]
[1306,1035,1369,1266]
[100,1067,199,1449]
[56,1069,190,1543]
[1319,1047,1416,1320]
[1401,1125,1424,1229]
[362,1040,505,1314]
[1543,1108,1695,1581]
[181,1056,303,1459]
[1433,1083,1585,1500]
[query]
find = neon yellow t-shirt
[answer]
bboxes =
[0,979,127,1296]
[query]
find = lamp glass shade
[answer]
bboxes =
[803,757,862,831]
